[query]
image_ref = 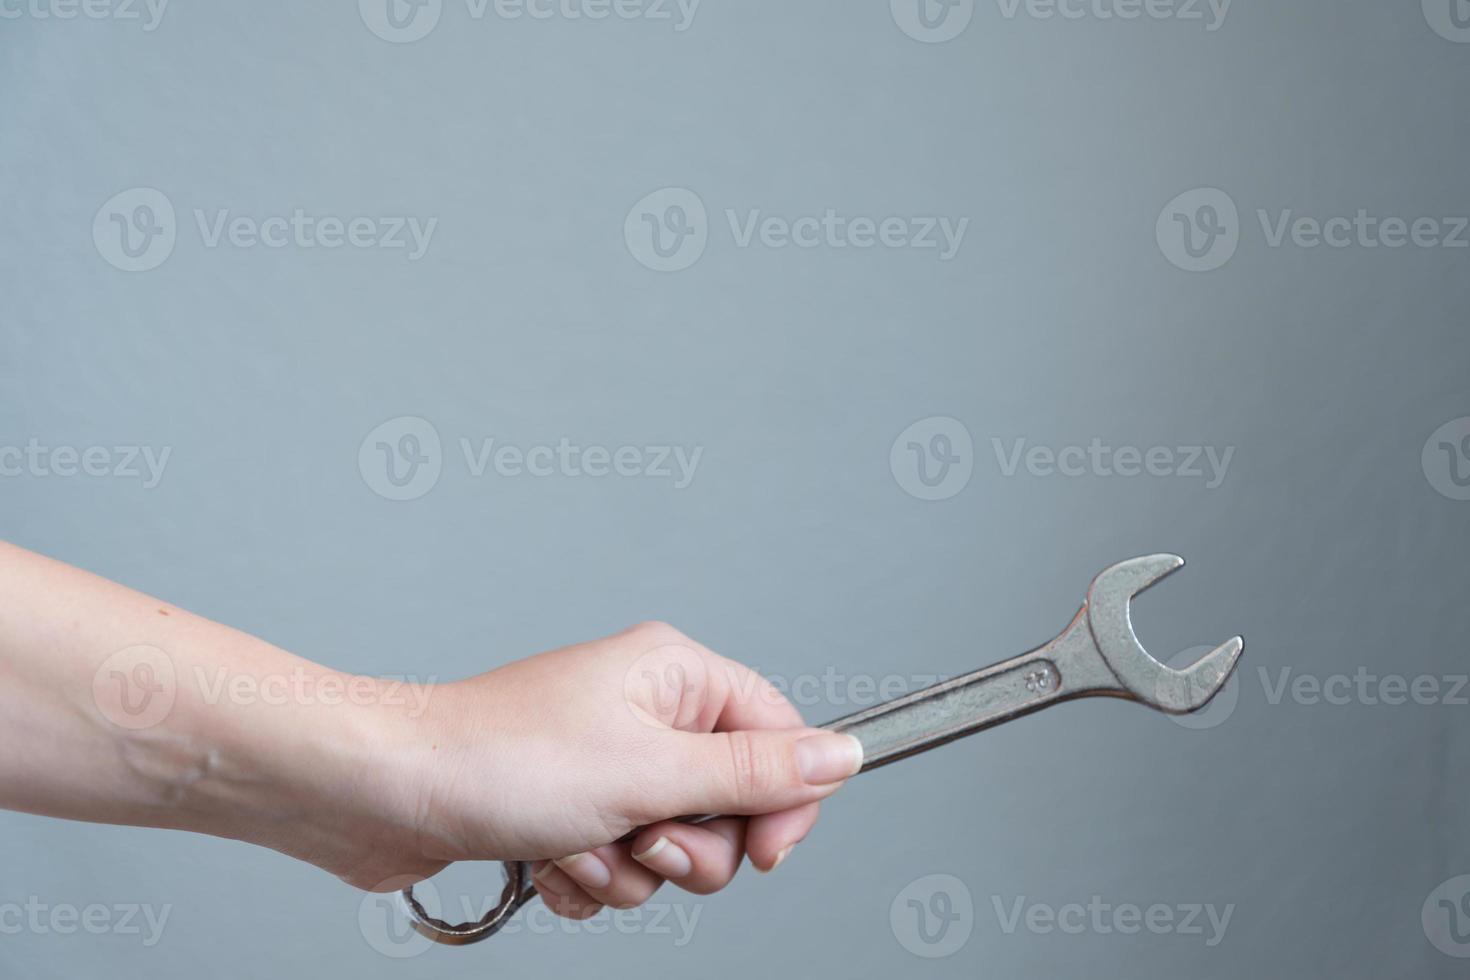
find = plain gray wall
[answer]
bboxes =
[3,0,1469,976]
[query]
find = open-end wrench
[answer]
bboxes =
[401,553,1243,945]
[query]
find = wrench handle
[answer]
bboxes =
[822,650,1067,772]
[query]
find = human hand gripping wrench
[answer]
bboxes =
[401,553,1244,944]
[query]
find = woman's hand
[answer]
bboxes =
[0,542,860,922]
[380,621,863,918]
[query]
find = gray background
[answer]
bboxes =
[3,0,1469,976]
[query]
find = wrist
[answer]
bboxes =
[149,657,442,886]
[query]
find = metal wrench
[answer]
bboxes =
[401,553,1243,945]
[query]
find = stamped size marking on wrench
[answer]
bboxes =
[401,553,1244,945]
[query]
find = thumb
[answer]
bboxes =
[643,728,865,819]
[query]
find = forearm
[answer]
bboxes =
[0,542,421,872]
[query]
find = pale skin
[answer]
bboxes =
[0,541,862,918]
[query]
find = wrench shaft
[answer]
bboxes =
[825,652,1066,771]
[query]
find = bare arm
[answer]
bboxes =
[0,540,425,882]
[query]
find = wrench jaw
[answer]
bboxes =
[1156,635,1244,714]
[1084,554,1244,714]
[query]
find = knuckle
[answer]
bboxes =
[627,620,686,645]
[682,870,735,896]
[606,891,647,911]
[722,730,777,808]
[548,897,601,920]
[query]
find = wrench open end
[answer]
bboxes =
[1085,554,1244,714]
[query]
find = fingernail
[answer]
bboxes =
[795,733,863,784]
[553,852,611,890]
[532,861,556,881]
[758,845,793,874]
[633,836,693,879]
